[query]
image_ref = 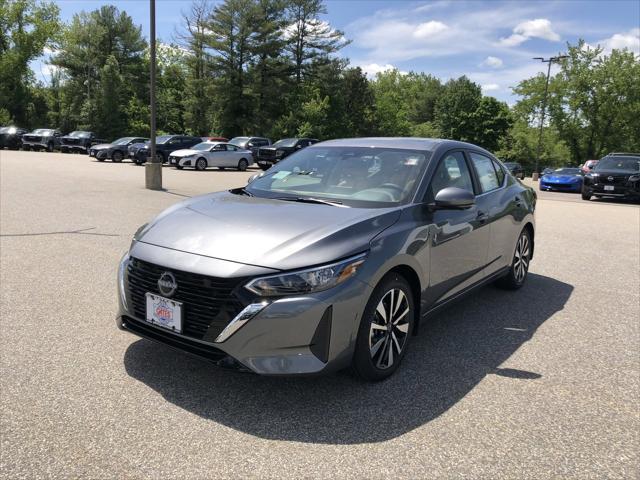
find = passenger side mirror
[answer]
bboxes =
[432,187,475,209]
[247,173,260,183]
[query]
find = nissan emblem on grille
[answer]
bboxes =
[607,176,614,181]
[157,272,177,297]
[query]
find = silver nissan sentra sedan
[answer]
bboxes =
[117,138,536,380]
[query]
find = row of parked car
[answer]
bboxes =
[537,153,640,202]
[0,126,319,172]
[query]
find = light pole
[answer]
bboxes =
[532,55,568,181]
[145,0,162,190]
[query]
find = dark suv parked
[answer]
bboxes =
[582,153,640,202]
[90,137,148,162]
[129,135,202,165]
[22,129,62,152]
[229,136,271,160]
[60,131,106,153]
[256,137,318,170]
[0,126,28,150]
[504,162,525,179]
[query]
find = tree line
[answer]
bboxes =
[1,0,638,171]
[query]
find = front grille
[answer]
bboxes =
[126,257,246,340]
[258,148,276,159]
[24,136,41,142]
[597,175,628,185]
[63,138,79,145]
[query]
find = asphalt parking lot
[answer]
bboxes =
[1,150,638,478]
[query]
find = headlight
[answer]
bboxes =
[276,150,285,157]
[245,253,367,296]
[629,175,640,182]
[182,154,195,159]
[118,253,130,311]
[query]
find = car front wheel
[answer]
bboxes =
[237,158,249,171]
[112,151,123,162]
[195,158,207,171]
[581,187,592,201]
[352,273,414,381]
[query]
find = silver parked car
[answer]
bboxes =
[117,138,536,380]
[168,142,254,171]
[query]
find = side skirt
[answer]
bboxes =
[420,266,511,323]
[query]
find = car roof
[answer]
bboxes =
[314,137,489,152]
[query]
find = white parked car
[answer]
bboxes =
[168,142,254,171]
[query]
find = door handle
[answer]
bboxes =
[477,211,489,222]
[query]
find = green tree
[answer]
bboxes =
[96,55,126,139]
[435,76,482,142]
[285,0,349,84]
[0,0,60,127]
[514,40,640,163]
[472,96,512,152]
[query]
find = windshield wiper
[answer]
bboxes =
[231,187,254,197]
[274,196,346,207]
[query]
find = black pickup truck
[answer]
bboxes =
[60,131,107,153]
[22,129,62,152]
[0,126,28,150]
[256,138,318,170]
[129,135,202,165]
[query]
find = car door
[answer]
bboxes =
[423,150,491,306]
[206,143,227,167]
[467,151,514,277]
[225,144,241,165]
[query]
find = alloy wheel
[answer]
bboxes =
[369,288,411,369]
[513,233,530,282]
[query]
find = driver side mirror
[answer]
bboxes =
[431,187,475,209]
[247,173,262,184]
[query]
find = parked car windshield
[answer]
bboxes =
[273,138,298,148]
[247,146,431,208]
[113,137,134,145]
[156,136,173,144]
[229,137,250,148]
[191,142,215,151]
[33,129,54,136]
[595,157,640,172]
[553,168,581,175]
[69,131,90,138]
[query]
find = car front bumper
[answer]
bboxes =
[586,183,640,199]
[116,243,372,376]
[539,181,582,192]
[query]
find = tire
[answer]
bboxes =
[111,150,124,162]
[157,153,166,163]
[259,164,270,171]
[175,165,183,170]
[352,273,415,381]
[23,145,31,151]
[581,187,591,201]
[61,147,68,154]
[46,142,54,152]
[495,228,532,290]
[237,158,249,171]
[195,157,207,171]
[97,157,105,162]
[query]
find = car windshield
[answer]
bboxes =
[69,131,90,138]
[156,136,173,144]
[273,138,297,148]
[229,137,249,148]
[553,168,581,175]
[246,146,431,208]
[113,137,134,145]
[595,157,640,172]
[33,129,54,136]
[192,142,215,151]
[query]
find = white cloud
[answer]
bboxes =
[599,28,640,55]
[499,18,560,46]
[481,56,503,68]
[413,21,448,39]
[357,63,407,78]
[481,83,500,92]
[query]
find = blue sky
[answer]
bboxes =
[34,0,640,103]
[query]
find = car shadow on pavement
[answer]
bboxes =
[123,273,572,444]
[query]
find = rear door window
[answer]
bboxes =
[469,152,500,193]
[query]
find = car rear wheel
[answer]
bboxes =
[175,165,183,170]
[195,158,207,171]
[112,151,123,162]
[352,273,414,381]
[23,145,31,151]
[237,158,249,171]
[496,228,532,290]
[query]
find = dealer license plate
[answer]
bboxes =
[604,185,615,191]
[145,293,183,333]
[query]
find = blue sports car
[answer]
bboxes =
[539,167,583,192]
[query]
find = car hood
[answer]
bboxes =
[136,191,401,270]
[170,149,199,157]
[592,169,638,176]
[543,174,582,182]
[92,143,113,150]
